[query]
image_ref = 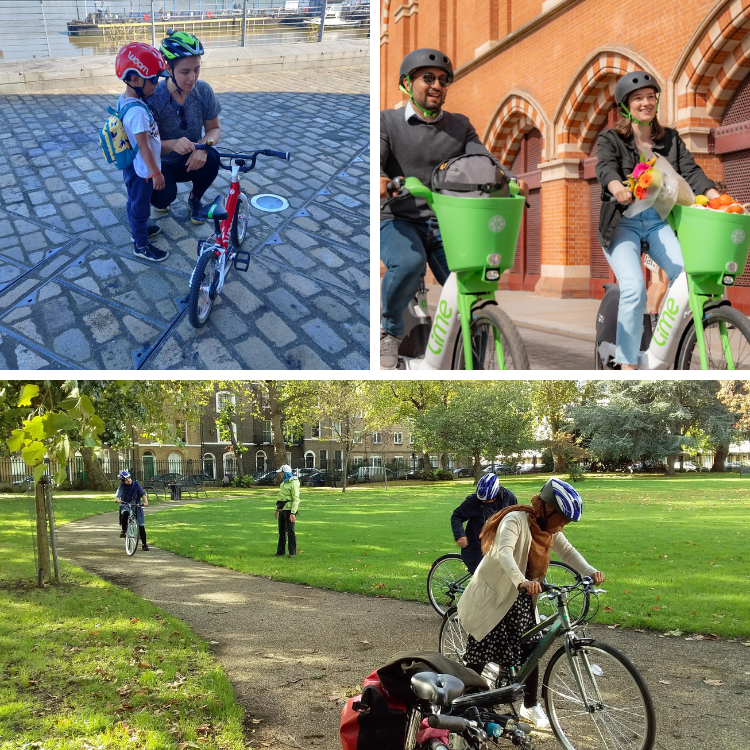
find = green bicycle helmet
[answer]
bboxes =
[160,31,205,94]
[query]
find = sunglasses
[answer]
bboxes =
[414,72,451,88]
[174,102,187,131]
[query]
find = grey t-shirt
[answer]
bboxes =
[146,79,222,165]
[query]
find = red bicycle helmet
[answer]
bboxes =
[115,42,169,82]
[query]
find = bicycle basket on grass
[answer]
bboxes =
[671,206,750,284]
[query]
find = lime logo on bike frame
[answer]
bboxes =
[652,297,679,347]
[732,229,746,245]
[489,215,506,233]
[427,299,453,355]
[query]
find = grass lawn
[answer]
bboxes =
[141,475,750,639]
[1,491,248,750]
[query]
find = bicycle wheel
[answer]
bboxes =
[187,249,219,328]
[538,561,589,627]
[230,193,250,247]
[427,553,471,616]
[452,304,529,370]
[439,607,469,663]
[543,640,656,750]
[676,305,750,369]
[125,516,138,556]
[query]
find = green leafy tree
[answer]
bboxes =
[531,380,586,471]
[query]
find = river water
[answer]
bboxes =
[0,0,368,61]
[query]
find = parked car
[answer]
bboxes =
[352,466,395,483]
[253,470,278,486]
[483,464,514,475]
[452,467,474,478]
[679,461,700,472]
[301,471,339,487]
[516,464,544,474]
[724,461,743,471]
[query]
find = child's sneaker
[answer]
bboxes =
[131,225,161,242]
[188,194,206,225]
[134,242,169,263]
[152,206,170,215]
[519,703,550,729]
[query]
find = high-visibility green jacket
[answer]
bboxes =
[278,477,301,514]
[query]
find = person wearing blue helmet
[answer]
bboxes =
[115,470,150,551]
[450,472,517,574]
[457,478,605,729]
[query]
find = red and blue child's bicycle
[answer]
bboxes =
[187,140,291,327]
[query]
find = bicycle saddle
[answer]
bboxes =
[410,672,465,706]
[196,194,229,222]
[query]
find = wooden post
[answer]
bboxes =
[45,481,61,584]
[35,480,51,585]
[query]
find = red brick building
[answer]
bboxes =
[380,0,750,308]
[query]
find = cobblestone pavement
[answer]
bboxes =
[0,65,369,370]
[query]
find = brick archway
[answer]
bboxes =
[555,51,650,159]
[673,0,750,129]
[484,93,548,168]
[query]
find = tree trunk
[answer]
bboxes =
[35,480,50,585]
[80,446,110,490]
[473,452,482,483]
[552,451,568,473]
[265,380,287,470]
[229,429,244,478]
[665,455,677,476]
[341,444,349,493]
[711,444,728,472]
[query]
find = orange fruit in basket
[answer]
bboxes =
[724,204,744,214]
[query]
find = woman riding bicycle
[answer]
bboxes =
[456,478,605,729]
[115,470,150,551]
[146,31,222,225]
[596,71,721,370]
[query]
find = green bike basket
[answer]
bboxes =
[671,205,750,277]
[430,193,525,273]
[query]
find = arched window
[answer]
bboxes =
[304,451,315,469]
[142,451,156,481]
[168,451,183,476]
[202,453,216,479]
[256,450,267,473]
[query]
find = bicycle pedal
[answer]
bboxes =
[233,249,251,272]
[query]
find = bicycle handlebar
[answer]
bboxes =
[428,714,475,731]
[541,575,594,594]
[193,143,291,171]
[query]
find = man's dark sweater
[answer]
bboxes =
[380,107,491,222]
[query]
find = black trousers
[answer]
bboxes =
[277,509,296,556]
[150,148,221,210]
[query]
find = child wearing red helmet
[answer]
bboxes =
[115,42,171,263]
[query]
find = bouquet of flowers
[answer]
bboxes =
[623,150,695,220]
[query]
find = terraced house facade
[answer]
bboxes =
[380,0,750,310]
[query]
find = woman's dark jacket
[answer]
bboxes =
[450,487,517,552]
[595,127,716,250]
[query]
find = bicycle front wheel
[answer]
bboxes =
[427,553,471,616]
[452,304,529,370]
[439,607,469,663]
[188,250,219,328]
[677,306,750,369]
[543,640,656,750]
[538,561,589,627]
[125,518,138,556]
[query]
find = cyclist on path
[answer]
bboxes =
[274,464,300,557]
[451,472,516,574]
[146,31,222,224]
[457,478,605,729]
[595,71,721,370]
[115,470,150,551]
[379,47,529,368]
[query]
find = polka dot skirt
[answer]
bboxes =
[464,576,542,669]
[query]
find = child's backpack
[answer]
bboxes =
[431,153,513,198]
[99,100,152,170]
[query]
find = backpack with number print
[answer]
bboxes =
[99,100,153,170]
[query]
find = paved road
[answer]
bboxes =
[518,326,594,370]
[0,65,369,369]
[56,502,750,750]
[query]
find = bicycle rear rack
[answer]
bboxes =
[234,250,251,272]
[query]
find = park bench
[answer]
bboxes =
[178,475,208,499]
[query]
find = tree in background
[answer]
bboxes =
[414,382,535,482]
[531,380,586,472]
[570,381,736,475]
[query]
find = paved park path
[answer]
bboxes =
[0,65,369,369]
[56,500,750,750]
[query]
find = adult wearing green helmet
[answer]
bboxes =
[145,31,222,225]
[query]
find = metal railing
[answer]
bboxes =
[0,0,369,61]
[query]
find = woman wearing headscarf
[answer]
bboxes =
[457,478,605,728]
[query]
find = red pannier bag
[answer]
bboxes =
[340,670,409,750]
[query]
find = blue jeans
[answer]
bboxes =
[605,207,684,365]
[124,164,154,248]
[380,218,450,337]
